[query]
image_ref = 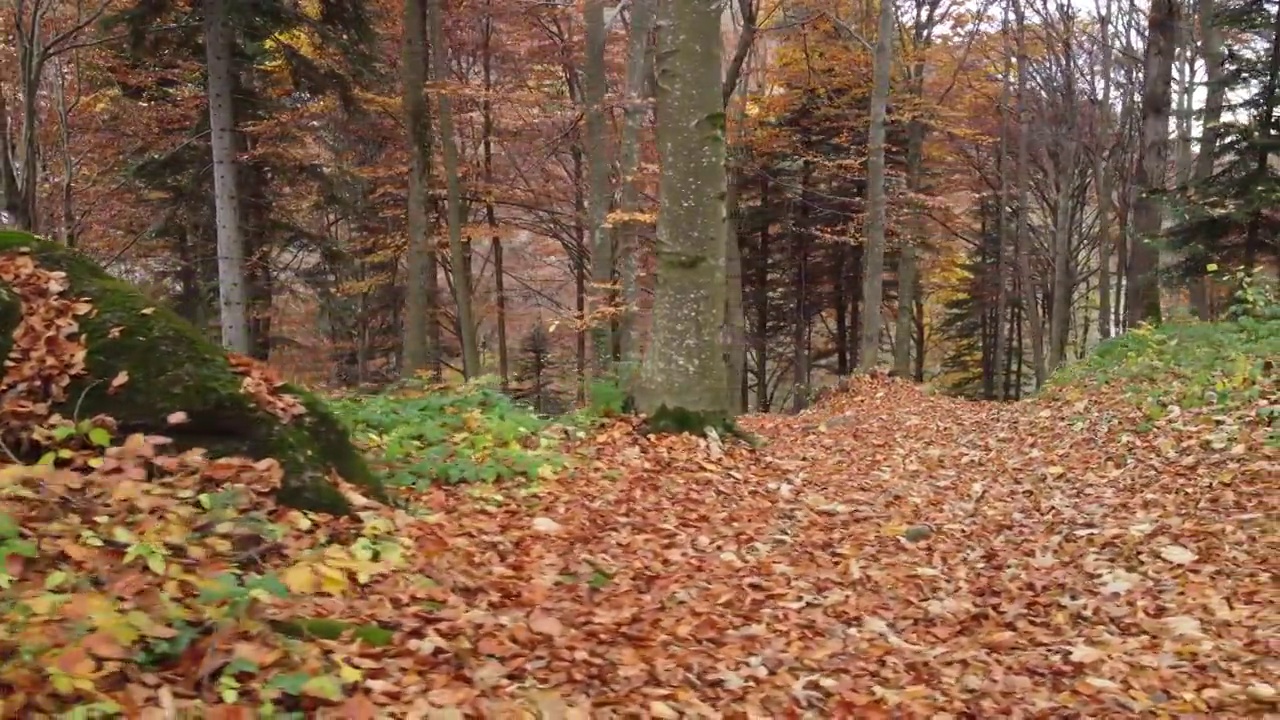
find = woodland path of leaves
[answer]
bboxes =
[389,375,1276,717]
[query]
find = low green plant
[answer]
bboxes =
[1048,311,1278,443]
[330,378,567,487]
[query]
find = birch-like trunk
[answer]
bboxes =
[635,0,730,421]
[428,0,480,377]
[400,0,441,378]
[1127,0,1178,326]
[614,0,655,367]
[204,0,250,353]
[857,0,894,372]
[585,0,613,374]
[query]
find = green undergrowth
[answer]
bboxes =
[329,378,571,488]
[1049,314,1278,442]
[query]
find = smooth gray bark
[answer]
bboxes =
[635,0,730,419]
[204,0,250,353]
[615,0,656,366]
[585,0,613,373]
[857,0,894,372]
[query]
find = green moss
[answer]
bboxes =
[0,230,386,513]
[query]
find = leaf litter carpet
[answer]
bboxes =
[4,376,1275,718]
[395,375,1277,717]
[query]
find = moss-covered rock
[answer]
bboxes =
[0,230,387,514]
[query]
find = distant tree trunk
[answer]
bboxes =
[1095,0,1115,336]
[1013,0,1045,387]
[635,0,730,423]
[725,164,747,414]
[400,0,441,379]
[991,14,1012,399]
[894,112,923,377]
[614,0,656,367]
[429,0,480,377]
[482,2,508,388]
[722,0,758,414]
[792,162,811,412]
[754,175,770,411]
[584,0,613,376]
[858,0,894,372]
[1190,0,1224,319]
[204,0,250,354]
[1127,0,1178,327]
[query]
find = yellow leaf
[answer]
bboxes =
[282,563,320,594]
[316,563,350,596]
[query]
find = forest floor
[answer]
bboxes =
[1,324,1277,718]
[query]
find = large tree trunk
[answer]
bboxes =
[400,0,441,378]
[204,0,251,353]
[614,0,656,367]
[1190,0,1224,319]
[584,0,613,374]
[635,0,730,425]
[1013,0,1045,388]
[1127,0,1179,327]
[428,0,480,377]
[857,0,894,372]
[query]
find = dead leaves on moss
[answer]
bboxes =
[229,353,307,423]
[0,250,91,433]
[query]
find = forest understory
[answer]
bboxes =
[3,364,1274,717]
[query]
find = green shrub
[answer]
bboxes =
[329,379,566,487]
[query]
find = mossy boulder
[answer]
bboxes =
[0,230,387,515]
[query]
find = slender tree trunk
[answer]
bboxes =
[894,111,923,377]
[858,0,894,372]
[725,165,747,413]
[992,18,1012,399]
[1049,135,1077,371]
[792,162,811,412]
[400,0,440,378]
[1189,0,1224,318]
[1096,0,1115,336]
[1127,0,1178,327]
[722,0,757,413]
[1013,0,1045,387]
[482,2,508,388]
[585,0,613,375]
[204,0,250,353]
[635,0,730,422]
[754,175,770,411]
[429,0,480,377]
[614,0,655,367]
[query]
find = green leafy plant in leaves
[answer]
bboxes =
[330,378,567,487]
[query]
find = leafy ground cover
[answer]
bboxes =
[1,316,1276,715]
[330,380,569,488]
